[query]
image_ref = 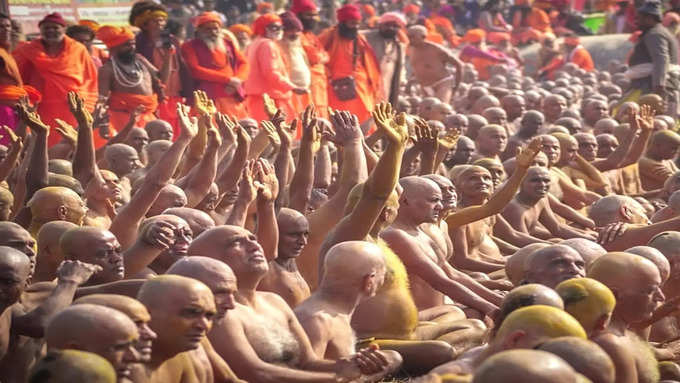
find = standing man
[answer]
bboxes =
[245,13,305,121]
[97,26,160,141]
[291,0,329,117]
[320,4,382,127]
[13,12,98,146]
[364,12,406,106]
[181,11,249,118]
[130,1,185,131]
[628,0,680,117]
[278,11,311,118]
[562,35,594,72]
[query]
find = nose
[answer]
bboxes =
[140,323,157,341]
[195,316,211,332]
[224,294,236,310]
[655,288,666,302]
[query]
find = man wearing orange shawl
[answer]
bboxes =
[319,5,382,125]
[181,12,249,118]
[563,35,594,72]
[429,5,461,47]
[278,11,310,122]
[13,13,98,146]
[0,13,40,145]
[245,14,304,122]
[291,0,329,118]
[361,4,379,29]
[458,29,510,80]
[510,0,554,45]
[97,25,160,148]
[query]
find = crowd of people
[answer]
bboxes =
[1,0,680,382]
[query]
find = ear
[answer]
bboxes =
[619,205,633,221]
[501,330,526,350]
[595,313,611,331]
[362,273,376,295]
[57,205,68,220]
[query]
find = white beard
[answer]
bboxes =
[201,35,226,53]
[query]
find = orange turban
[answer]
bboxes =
[229,23,252,36]
[78,19,100,32]
[96,25,135,49]
[564,35,580,45]
[487,32,510,44]
[362,4,376,17]
[462,28,486,43]
[253,13,282,36]
[257,2,273,13]
[403,3,421,14]
[193,11,222,28]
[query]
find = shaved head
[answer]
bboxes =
[34,221,77,282]
[164,207,215,237]
[524,245,586,288]
[506,243,549,286]
[538,337,615,383]
[496,284,564,332]
[555,277,615,335]
[145,119,174,142]
[473,349,578,383]
[29,349,116,383]
[626,245,671,283]
[0,246,31,308]
[321,241,386,297]
[559,239,606,268]
[27,186,87,231]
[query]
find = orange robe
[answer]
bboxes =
[568,46,594,72]
[301,31,329,118]
[244,37,296,122]
[14,36,98,146]
[423,19,446,45]
[181,38,249,119]
[107,92,158,148]
[0,47,25,145]
[319,28,382,124]
[430,15,461,47]
[512,8,553,45]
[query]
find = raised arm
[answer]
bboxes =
[254,159,279,262]
[177,123,221,207]
[274,117,295,205]
[0,126,22,183]
[414,118,439,175]
[289,106,320,213]
[110,103,197,249]
[18,101,49,199]
[620,104,654,167]
[70,92,103,188]
[446,138,542,229]
[122,219,175,277]
[225,161,257,227]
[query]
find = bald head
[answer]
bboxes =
[506,244,549,286]
[559,239,606,268]
[473,349,578,383]
[482,107,507,127]
[0,246,31,308]
[555,277,616,335]
[497,284,564,330]
[524,245,585,288]
[538,337,615,383]
[188,225,266,278]
[27,186,86,229]
[502,94,525,121]
[29,350,116,383]
[164,207,215,237]
[554,117,582,135]
[589,195,649,226]
[476,124,507,157]
[472,95,501,115]
[148,184,187,217]
[321,241,386,299]
[104,144,140,177]
[145,119,173,142]
[146,140,172,166]
[648,231,680,276]
[34,221,77,282]
[495,305,586,350]
[277,208,309,259]
[60,227,122,284]
[48,159,73,176]
[626,245,671,283]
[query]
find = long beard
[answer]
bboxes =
[117,51,136,64]
[338,23,358,39]
[201,36,225,53]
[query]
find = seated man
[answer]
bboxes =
[587,252,665,383]
[647,232,680,343]
[189,225,391,382]
[502,166,597,240]
[136,275,217,383]
[471,124,507,162]
[34,221,78,282]
[522,245,586,288]
[554,277,616,337]
[45,304,140,381]
[295,241,402,378]
[471,349,580,383]
[503,110,545,161]
[258,208,311,308]
[504,243,549,286]
[639,130,680,191]
[538,337,615,383]
[28,349,117,383]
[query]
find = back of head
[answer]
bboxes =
[29,350,116,383]
[163,207,215,237]
[45,304,136,350]
[538,337,615,383]
[321,241,385,291]
[48,159,73,177]
[587,252,658,290]
[473,349,578,383]
[626,245,671,282]
[137,274,212,311]
[506,244,549,286]
[166,256,235,286]
[495,305,586,344]
[589,195,633,226]
[559,239,606,268]
[554,278,616,334]
[497,284,564,331]
[648,231,680,265]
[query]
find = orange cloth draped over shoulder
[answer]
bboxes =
[511,8,553,44]
[13,36,98,146]
[181,37,250,118]
[301,31,329,118]
[569,46,594,71]
[244,37,297,122]
[107,92,158,147]
[319,27,382,124]
[430,15,461,47]
[0,46,30,104]
[423,18,445,44]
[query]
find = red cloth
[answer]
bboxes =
[96,25,135,49]
[291,0,318,14]
[244,38,295,121]
[193,11,223,28]
[39,12,66,27]
[301,31,328,118]
[337,4,362,22]
[107,92,158,148]
[13,36,98,146]
[253,14,282,36]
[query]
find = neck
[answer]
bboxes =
[315,285,362,316]
[42,39,64,55]
[274,256,297,271]
[149,344,181,369]
[607,313,629,335]
[144,29,161,41]
[86,197,109,215]
[461,193,488,206]
[235,273,263,305]
[515,191,540,206]
[394,210,424,229]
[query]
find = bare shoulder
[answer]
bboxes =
[259,291,295,312]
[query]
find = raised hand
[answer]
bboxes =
[238,160,257,204]
[67,91,93,127]
[263,93,278,119]
[17,102,49,135]
[92,101,110,138]
[515,137,542,168]
[141,219,175,249]
[413,118,439,154]
[194,90,217,117]
[177,103,198,139]
[276,118,296,148]
[216,113,237,145]
[235,122,252,148]
[128,105,145,125]
[261,120,281,150]
[438,127,461,150]
[301,105,321,153]
[54,119,78,146]
[207,125,223,149]
[635,104,655,131]
[254,158,279,202]
[0,125,22,149]
[327,109,362,146]
[372,102,408,147]
[56,260,103,285]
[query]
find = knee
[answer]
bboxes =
[380,350,403,372]
[466,318,487,332]
[428,340,457,362]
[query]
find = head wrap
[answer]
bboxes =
[378,12,406,27]
[253,13,282,36]
[78,19,100,32]
[462,28,486,44]
[279,11,303,31]
[403,4,421,14]
[362,4,376,17]
[229,23,252,36]
[290,0,318,14]
[193,11,222,28]
[39,13,66,27]
[337,4,362,22]
[564,35,580,45]
[132,9,168,28]
[664,11,680,26]
[257,2,274,13]
[96,25,135,49]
